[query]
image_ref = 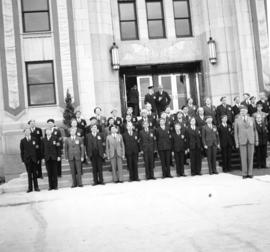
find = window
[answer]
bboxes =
[146,0,166,39]
[118,0,138,40]
[26,61,56,106]
[173,0,192,37]
[21,0,50,32]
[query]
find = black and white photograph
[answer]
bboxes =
[0,0,270,251]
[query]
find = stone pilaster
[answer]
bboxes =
[88,0,121,117]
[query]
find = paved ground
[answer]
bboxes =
[1,173,270,252]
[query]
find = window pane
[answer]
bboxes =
[148,20,164,38]
[119,3,135,21]
[146,1,162,19]
[27,62,53,84]
[24,12,50,32]
[173,1,189,18]
[120,22,137,40]
[29,84,55,105]
[22,0,48,11]
[175,19,191,36]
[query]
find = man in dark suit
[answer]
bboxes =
[20,127,40,193]
[75,111,87,136]
[47,119,63,177]
[123,122,140,181]
[202,116,220,175]
[155,85,171,117]
[156,117,172,178]
[144,86,157,114]
[41,129,61,190]
[139,121,156,180]
[128,85,139,117]
[216,96,234,125]
[232,96,241,119]
[86,124,105,185]
[203,97,216,125]
[171,123,187,176]
[218,115,234,172]
[94,107,107,133]
[254,113,268,169]
[145,103,157,128]
[111,109,123,131]
[186,117,202,176]
[258,91,270,113]
[28,120,43,178]
[64,128,85,187]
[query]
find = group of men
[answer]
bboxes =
[20,85,270,193]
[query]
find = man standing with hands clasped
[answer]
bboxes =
[234,105,258,179]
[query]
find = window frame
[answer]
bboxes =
[145,0,166,39]
[21,0,51,33]
[173,0,193,38]
[118,0,139,41]
[26,60,56,106]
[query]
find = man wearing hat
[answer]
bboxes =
[28,120,43,178]
[241,93,251,107]
[216,96,233,125]
[144,85,157,114]
[202,116,220,175]
[155,85,171,117]
[218,115,234,172]
[47,119,63,177]
[234,105,258,179]
[232,96,241,118]
[248,96,257,116]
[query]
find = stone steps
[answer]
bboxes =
[0,159,223,193]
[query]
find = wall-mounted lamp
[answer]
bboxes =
[208,37,217,65]
[110,42,120,70]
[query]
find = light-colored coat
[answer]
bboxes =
[234,116,258,146]
[106,134,125,159]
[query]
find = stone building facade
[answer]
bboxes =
[0,0,269,180]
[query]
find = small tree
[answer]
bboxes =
[63,89,75,127]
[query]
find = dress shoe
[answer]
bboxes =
[78,185,83,187]
[197,173,202,176]
[118,181,123,183]
[71,185,76,188]
[180,174,187,177]
[248,175,253,179]
[242,176,248,179]
[48,188,53,191]
[213,172,218,175]
[34,188,40,192]
[27,189,32,193]
[99,182,105,185]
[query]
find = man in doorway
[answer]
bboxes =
[127,85,139,117]
[234,105,258,179]
[144,86,157,114]
[155,85,171,117]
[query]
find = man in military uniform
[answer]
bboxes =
[144,86,157,114]
[28,120,43,178]
[216,96,234,125]
[155,85,171,117]
[47,119,63,177]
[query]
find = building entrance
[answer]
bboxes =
[119,62,205,115]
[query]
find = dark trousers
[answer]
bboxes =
[91,151,104,184]
[221,145,232,172]
[45,159,58,189]
[143,149,155,179]
[69,158,82,187]
[57,160,62,177]
[206,146,217,174]
[256,144,267,168]
[174,151,185,175]
[126,153,139,181]
[25,160,38,191]
[159,150,171,177]
[36,160,43,178]
[190,148,202,175]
